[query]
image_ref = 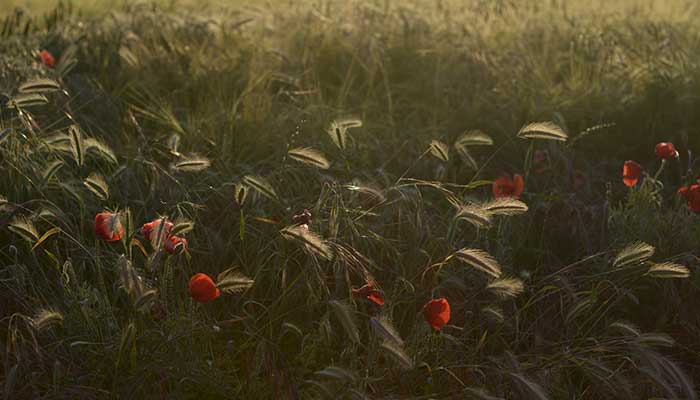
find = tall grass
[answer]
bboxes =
[1,1,700,398]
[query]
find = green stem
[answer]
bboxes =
[653,158,667,181]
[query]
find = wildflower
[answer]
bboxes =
[678,183,700,212]
[164,236,188,254]
[39,50,55,68]
[622,161,642,187]
[352,281,385,305]
[188,273,220,303]
[492,173,524,199]
[655,142,679,159]
[422,298,450,331]
[94,212,124,242]
[140,218,174,244]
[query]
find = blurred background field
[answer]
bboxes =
[2,0,700,399]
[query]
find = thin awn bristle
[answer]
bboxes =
[646,262,690,279]
[84,172,110,200]
[288,147,331,169]
[481,197,529,216]
[455,129,494,147]
[281,225,332,260]
[454,248,502,278]
[613,242,655,268]
[328,300,359,343]
[370,316,404,346]
[517,121,568,142]
[429,139,450,162]
[455,206,492,229]
[243,175,279,201]
[487,277,525,299]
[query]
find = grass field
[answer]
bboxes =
[2,0,700,398]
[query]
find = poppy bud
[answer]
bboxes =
[94,212,124,242]
[655,142,679,159]
[422,298,450,331]
[39,50,55,68]
[622,161,642,187]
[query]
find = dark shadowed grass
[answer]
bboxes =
[1,1,700,398]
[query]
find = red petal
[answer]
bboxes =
[492,176,512,198]
[655,142,678,159]
[189,273,219,303]
[423,298,451,330]
[623,161,642,187]
[367,290,385,305]
[94,212,123,241]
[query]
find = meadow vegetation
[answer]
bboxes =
[1,0,700,398]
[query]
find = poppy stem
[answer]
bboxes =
[653,159,667,181]
[523,141,535,179]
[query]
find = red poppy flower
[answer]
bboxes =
[655,142,678,159]
[622,161,642,187]
[492,173,524,199]
[422,298,450,331]
[140,218,174,246]
[164,236,188,254]
[685,185,700,212]
[689,188,700,212]
[94,212,124,242]
[39,50,55,68]
[352,281,385,305]
[188,273,220,303]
